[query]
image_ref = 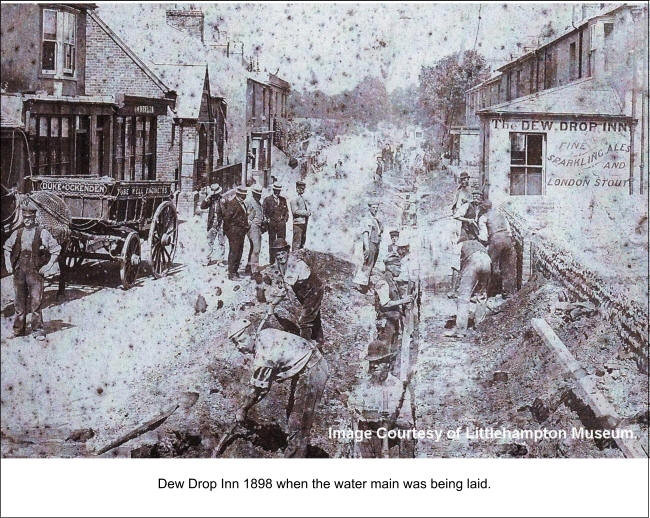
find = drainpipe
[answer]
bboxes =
[640,86,646,195]
[629,46,637,194]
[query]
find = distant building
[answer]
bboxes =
[268,73,291,152]
[462,3,648,206]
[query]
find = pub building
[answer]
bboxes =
[0,3,178,203]
[462,3,647,206]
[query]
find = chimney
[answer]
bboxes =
[166,9,204,42]
[572,3,605,24]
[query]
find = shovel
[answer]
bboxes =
[93,391,199,456]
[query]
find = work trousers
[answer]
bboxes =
[226,230,246,275]
[267,224,286,264]
[13,260,45,336]
[206,226,226,262]
[355,420,415,458]
[456,251,491,331]
[488,232,517,296]
[292,223,307,250]
[246,225,263,274]
[285,356,329,457]
[296,285,324,343]
[354,240,380,289]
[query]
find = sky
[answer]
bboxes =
[98,2,578,94]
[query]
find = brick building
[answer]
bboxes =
[0,3,177,193]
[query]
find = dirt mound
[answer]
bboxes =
[471,273,647,457]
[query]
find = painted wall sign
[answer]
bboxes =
[487,117,632,205]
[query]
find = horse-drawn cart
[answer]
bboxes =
[27,175,179,289]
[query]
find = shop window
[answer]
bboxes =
[113,116,156,180]
[30,114,89,175]
[509,132,544,196]
[41,8,76,76]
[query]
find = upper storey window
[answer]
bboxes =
[42,8,76,77]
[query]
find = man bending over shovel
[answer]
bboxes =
[219,318,329,458]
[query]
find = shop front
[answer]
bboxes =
[22,94,171,181]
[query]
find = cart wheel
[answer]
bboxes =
[64,237,86,269]
[120,232,141,289]
[148,201,178,278]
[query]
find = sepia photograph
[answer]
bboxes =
[1,1,648,462]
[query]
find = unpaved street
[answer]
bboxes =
[2,129,647,458]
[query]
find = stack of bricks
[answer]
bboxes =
[503,207,649,374]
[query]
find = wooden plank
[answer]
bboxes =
[531,318,647,458]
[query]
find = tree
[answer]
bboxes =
[389,84,420,123]
[418,50,490,148]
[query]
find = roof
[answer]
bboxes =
[95,6,249,113]
[1,93,24,128]
[88,11,171,96]
[497,4,633,73]
[154,64,207,119]
[477,77,627,118]
[268,74,290,90]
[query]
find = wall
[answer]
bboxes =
[165,10,203,42]
[504,208,649,374]
[85,15,164,99]
[486,115,632,205]
[85,14,176,183]
[0,4,86,96]
[459,131,480,173]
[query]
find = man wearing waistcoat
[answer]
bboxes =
[265,238,324,343]
[478,199,517,297]
[3,201,61,340]
[222,186,250,280]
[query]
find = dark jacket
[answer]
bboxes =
[262,194,289,228]
[221,196,249,236]
[200,193,222,231]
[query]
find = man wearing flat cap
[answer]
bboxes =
[226,318,328,458]
[3,200,61,340]
[245,185,266,276]
[387,229,400,256]
[348,339,415,458]
[264,238,325,343]
[451,171,472,214]
[290,180,311,251]
[373,253,413,354]
[200,183,224,266]
[221,186,250,280]
[263,183,289,264]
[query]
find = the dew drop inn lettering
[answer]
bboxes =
[492,119,628,132]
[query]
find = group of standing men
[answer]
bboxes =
[201,178,330,458]
[375,142,405,181]
[200,180,312,280]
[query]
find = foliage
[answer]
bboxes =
[418,50,490,145]
[288,75,390,125]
